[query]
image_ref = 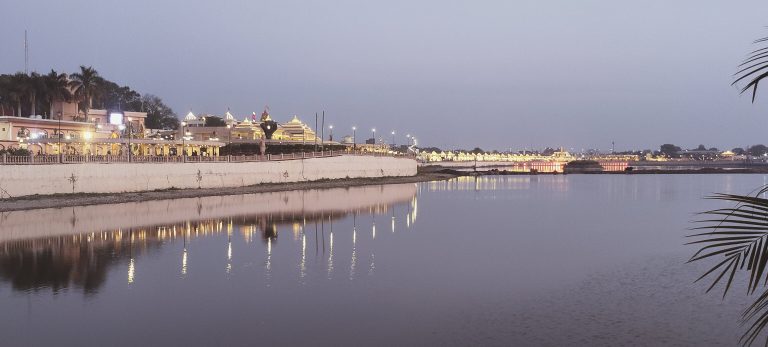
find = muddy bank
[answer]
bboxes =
[0,172,455,212]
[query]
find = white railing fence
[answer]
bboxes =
[0,150,415,165]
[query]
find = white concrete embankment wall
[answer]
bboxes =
[0,156,417,197]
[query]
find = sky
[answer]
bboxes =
[2,0,768,152]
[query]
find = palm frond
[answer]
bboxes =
[690,188,768,345]
[734,35,768,102]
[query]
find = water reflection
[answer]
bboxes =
[425,175,570,193]
[0,230,162,294]
[0,184,418,294]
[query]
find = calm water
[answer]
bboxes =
[2,175,767,346]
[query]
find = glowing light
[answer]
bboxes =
[181,248,188,275]
[369,254,375,276]
[299,233,306,280]
[109,112,124,125]
[350,230,357,280]
[128,258,135,284]
[327,232,334,279]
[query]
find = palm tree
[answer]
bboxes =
[689,190,768,346]
[42,70,71,119]
[690,35,768,346]
[26,72,45,117]
[69,66,100,122]
[0,74,10,116]
[733,35,768,102]
[7,73,29,117]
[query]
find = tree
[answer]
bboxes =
[141,94,179,129]
[690,33,768,347]
[696,144,706,150]
[42,70,71,119]
[659,144,681,157]
[733,35,768,102]
[95,79,142,111]
[69,66,101,122]
[7,73,29,117]
[25,72,47,117]
[733,147,746,155]
[749,144,768,156]
[0,74,11,116]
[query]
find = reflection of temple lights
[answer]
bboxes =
[226,241,232,274]
[265,238,272,276]
[369,254,375,276]
[350,230,357,280]
[293,222,302,241]
[300,234,306,280]
[181,248,188,275]
[327,232,334,279]
[128,258,135,284]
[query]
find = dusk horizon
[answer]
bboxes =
[6,2,768,346]
[3,1,768,150]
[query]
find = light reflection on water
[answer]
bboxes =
[0,183,418,294]
[2,175,768,346]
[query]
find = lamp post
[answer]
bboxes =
[328,125,333,142]
[352,126,356,151]
[391,130,395,149]
[57,111,62,163]
[226,124,232,155]
[181,121,187,158]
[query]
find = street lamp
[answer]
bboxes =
[391,130,395,149]
[127,117,134,161]
[329,125,333,142]
[226,124,232,155]
[181,121,187,158]
[372,128,376,143]
[57,111,62,162]
[352,126,356,151]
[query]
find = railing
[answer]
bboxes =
[0,150,414,165]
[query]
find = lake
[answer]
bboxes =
[1,175,766,346]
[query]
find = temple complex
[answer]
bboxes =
[182,109,319,143]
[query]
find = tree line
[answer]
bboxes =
[0,66,179,129]
[659,143,768,157]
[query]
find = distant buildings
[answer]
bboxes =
[0,99,223,156]
[181,109,319,143]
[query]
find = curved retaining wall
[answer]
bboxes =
[0,156,417,197]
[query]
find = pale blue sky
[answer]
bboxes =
[2,0,768,151]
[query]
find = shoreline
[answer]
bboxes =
[0,172,455,212]
[3,166,768,212]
